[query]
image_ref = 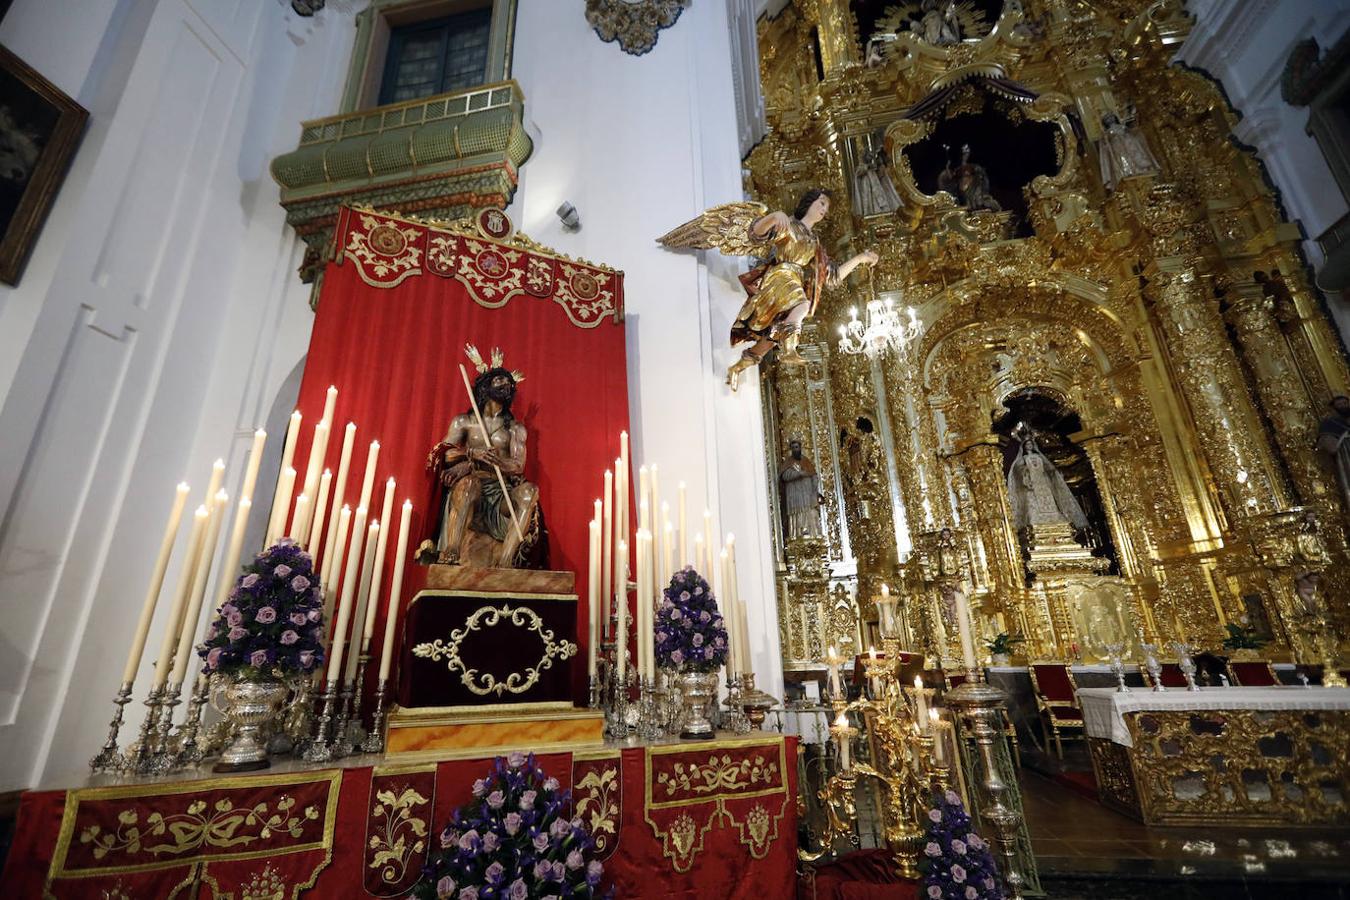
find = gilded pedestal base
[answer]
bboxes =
[385,702,606,759]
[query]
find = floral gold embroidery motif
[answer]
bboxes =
[575,766,620,853]
[78,796,320,861]
[656,753,779,798]
[239,862,287,900]
[346,215,423,287]
[367,787,430,886]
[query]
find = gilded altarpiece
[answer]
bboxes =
[750,0,1350,673]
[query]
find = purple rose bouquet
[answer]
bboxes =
[653,566,729,674]
[196,538,325,679]
[413,753,612,900]
[919,789,1002,900]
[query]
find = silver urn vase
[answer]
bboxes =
[210,675,298,772]
[676,671,720,740]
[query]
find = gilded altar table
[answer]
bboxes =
[1079,686,1350,826]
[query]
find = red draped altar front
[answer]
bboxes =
[288,208,629,700]
[2,736,800,898]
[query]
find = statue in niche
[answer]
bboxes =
[657,190,879,390]
[1291,510,1331,616]
[852,149,903,218]
[912,0,962,45]
[938,144,1002,212]
[779,438,825,540]
[417,346,545,569]
[1316,395,1350,516]
[1006,429,1089,534]
[1097,108,1160,192]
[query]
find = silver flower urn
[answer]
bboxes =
[676,671,720,740]
[210,675,299,772]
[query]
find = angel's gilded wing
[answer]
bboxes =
[656,201,770,257]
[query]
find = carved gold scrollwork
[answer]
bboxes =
[411,604,578,697]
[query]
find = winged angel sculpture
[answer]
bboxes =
[657,189,878,390]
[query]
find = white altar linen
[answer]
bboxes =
[1077,686,1350,747]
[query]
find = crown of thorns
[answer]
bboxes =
[465,344,525,384]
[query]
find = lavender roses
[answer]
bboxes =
[196,538,325,679]
[653,566,729,674]
[919,789,1002,900]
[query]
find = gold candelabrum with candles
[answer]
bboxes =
[754,0,1350,674]
[801,648,953,879]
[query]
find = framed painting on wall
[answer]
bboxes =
[0,44,87,285]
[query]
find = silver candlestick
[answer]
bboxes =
[722,674,751,735]
[1105,642,1131,693]
[345,654,371,751]
[331,682,356,757]
[636,677,664,740]
[302,680,339,763]
[174,674,212,767]
[146,684,184,774]
[1172,641,1200,691]
[128,686,166,775]
[361,677,389,754]
[90,682,134,772]
[1140,642,1165,692]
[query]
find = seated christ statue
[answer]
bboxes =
[417,345,546,569]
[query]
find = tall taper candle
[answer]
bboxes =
[601,470,613,636]
[327,507,368,683]
[678,481,688,565]
[662,519,674,593]
[638,466,650,531]
[650,465,661,565]
[298,418,328,537]
[720,548,736,673]
[321,422,357,586]
[322,505,352,624]
[694,533,705,578]
[345,520,380,684]
[203,459,225,510]
[265,466,296,546]
[728,534,749,675]
[212,497,253,612]
[290,494,309,542]
[362,478,396,646]
[588,517,600,679]
[378,500,412,683]
[152,506,209,687]
[356,439,380,514]
[240,428,267,506]
[955,591,978,673]
[616,539,628,684]
[170,490,228,687]
[639,498,649,534]
[307,469,332,555]
[614,456,627,585]
[122,482,190,685]
[278,410,302,485]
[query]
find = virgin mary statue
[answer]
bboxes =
[1006,434,1088,533]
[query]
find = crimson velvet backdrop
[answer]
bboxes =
[287,208,628,701]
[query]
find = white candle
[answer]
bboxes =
[240,428,267,504]
[321,422,357,584]
[323,505,352,623]
[344,520,380,684]
[678,481,688,565]
[662,519,674,595]
[694,533,705,577]
[357,439,380,514]
[728,533,749,675]
[213,496,253,613]
[639,498,649,533]
[290,494,309,540]
[153,506,209,687]
[827,646,841,699]
[614,456,627,587]
[650,465,661,562]
[170,490,228,687]
[636,529,650,679]
[122,482,190,685]
[955,591,978,672]
[930,709,945,763]
[203,459,226,512]
[616,539,628,684]
[299,418,328,537]
[638,466,650,531]
[327,506,368,683]
[279,410,302,484]
[602,470,613,637]
[378,500,413,682]
[362,478,396,646]
[588,517,600,680]
[835,713,851,769]
[720,548,736,674]
[265,466,296,546]
[307,469,332,555]
[914,676,928,728]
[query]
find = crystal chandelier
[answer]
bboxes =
[837,294,923,358]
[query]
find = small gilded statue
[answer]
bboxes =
[852,149,903,218]
[1316,395,1350,514]
[1097,109,1160,192]
[657,189,880,390]
[417,345,546,568]
[779,438,824,539]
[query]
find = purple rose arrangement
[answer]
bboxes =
[196,538,325,679]
[653,566,729,674]
[413,752,612,900]
[919,789,1002,900]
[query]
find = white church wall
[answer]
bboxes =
[0,0,356,791]
[1180,0,1350,335]
[0,0,776,791]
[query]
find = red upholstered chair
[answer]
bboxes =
[1228,659,1278,687]
[1028,662,1084,759]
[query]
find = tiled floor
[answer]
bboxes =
[1019,769,1350,898]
